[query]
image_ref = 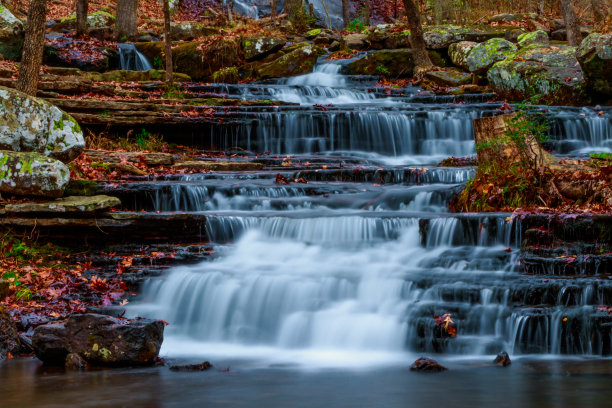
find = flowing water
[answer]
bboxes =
[117,43,154,71]
[5,57,612,407]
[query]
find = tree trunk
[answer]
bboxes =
[284,0,303,21]
[163,0,173,85]
[561,0,582,46]
[76,0,89,37]
[591,0,609,29]
[271,0,277,21]
[402,0,432,71]
[17,0,47,96]
[228,0,234,22]
[363,0,370,26]
[341,0,349,28]
[116,0,138,40]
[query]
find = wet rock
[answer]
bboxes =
[347,49,445,78]
[487,44,586,105]
[576,33,612,97]
[466,38,517,73]
[410,358,447,372]
[0,2,24,61]
[242,36,285,62]
[4,195,121,215]
[256,43,325,79]
[0,86,84,162]
[44,35,118,72]
[172,161,264,171]
[169,361,212,371]
[426,68,472,86]
[0,151,70,198]
[448,41,478,70]
[173,40,240,80]
[33,314,164,366]
[135,42,165,64]
[169,22,218,41]
[517,30,549,48]
[493,351,511,366]
[343,33,369,50]
[65,353,89,370]
[0,305,20,360]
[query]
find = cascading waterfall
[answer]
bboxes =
[117,43,154,71]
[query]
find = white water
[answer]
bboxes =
[118,43,153,71]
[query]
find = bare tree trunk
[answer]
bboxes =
[591,0,608,28]
[116,0,138,40]
[228,0,234,22]
[403,0,432,71]
[342,0,349,28]
[17,0,47,96]
[163,0,173,86]
[271,0,277,21]
[76,0,89,37]
[561,0,582,46]
[284,0,303,21]
[363,0,370,26]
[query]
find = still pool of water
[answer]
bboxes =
[2,357,612,408]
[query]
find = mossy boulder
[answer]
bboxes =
[135,41,165,65]
[343,33,369,50]
[55,11,115,31]
[0,2,24,60]
[347,49,445,77]
[487,44,587,105]
[172,39,240,80]
[426,68,472,86]
[242,36,286,62]
[466,38,517,73]
[0,86,84,162]
[384,30,411,49]
[448,41,477,70]
[423,25,512,49]
[256,43,326,79]
[517,30,549,48]
[576,33,612,97]
[0,151,70,198]
[212,66,240,84]
[169,22,218,41]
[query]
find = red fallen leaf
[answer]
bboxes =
[275,173,292,185]
[161,320,170,326]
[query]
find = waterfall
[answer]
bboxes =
[117,43,153,71]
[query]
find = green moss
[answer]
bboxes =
[307,29,322,37]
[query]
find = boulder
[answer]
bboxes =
[384,30,411,49]
[505,28,526,43]
[4,195,121,215]
[487,44,586,105]
[54,11,115,32]
[0,151,70,198]
[423,25,511,49]
[135,42,165,65]
[169,22,218,41]
[466,38,517,73]
[0,305,20,360]
[448,41,478,70]
[344,33,369,50]
[517,30,549,48]
[346,49,445,78]
[256,43,326,79]
[0,86,85,162]
[493,351,511,366]
[242,36,286,62]
[410,358,447,372]
[576,33,612,97]
[44,35,119,72]
[0,2,24,60]
[169,361,213,371]
[33,314,164,366]
[65,352,89,370]
[426,68,472,86]
[551,27,592,42]
[172,39,240,80]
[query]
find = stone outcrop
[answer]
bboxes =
[347,49,445,78]
[466,38,517,73]
[33,314,164,366]
[410,357,447,372]
[576,33,612,98]
[242,36,286,62]
[426,68,472,86]
[448,41,478,70]
[0,2,24,60]
[0,86,85,162]
[172,39,240,80]
[3,195,121,215]
[517,30,549,48]
[0,151,70,198]
[487,45,586,105]
[256,43,326,79]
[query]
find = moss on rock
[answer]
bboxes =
[347,49,445,77]
[576,33,612,98]
[0,150,69,198]
[466,38,517,73]
[517,30,549,48]
[256,43,326,79]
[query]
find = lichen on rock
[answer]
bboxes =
[466,38,517,73]
[0,150,70,198]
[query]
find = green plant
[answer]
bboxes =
[347,19,366,32]
[163,82,185,99]
[153,56,163,69]
[376,65,390,76]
